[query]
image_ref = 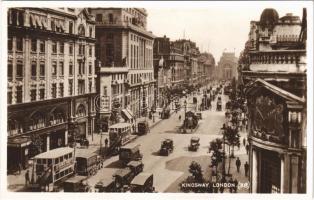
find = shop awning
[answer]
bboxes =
[121,109,134,122]
[8,137,31,148]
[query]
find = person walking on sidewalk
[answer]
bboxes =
[243,138,246,147]
[18,163,22,175]
[246,144,249,155]
[244,162,249,177]
[236,157,241,173]
[179,115,181,121]
[234,178,239,193]
[104,138,108,147]
[25,170,30,186]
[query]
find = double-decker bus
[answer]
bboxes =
[29,147,75,191]
[108,123,133,153]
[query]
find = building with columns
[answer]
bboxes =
[217,52,238,81]
[240,8,307,193]
[91,8,155,125]
[7,8,97,171]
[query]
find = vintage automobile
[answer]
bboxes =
[113,168,134,190]
[137,120,149,135]
[130,172,155,193]
[196,112,202,120]
[75,149,104,176]
[188,137,200,151]
[159,139,174,156]
[63,176,90,192]
[95,177,116,192]
[119,143,143,165]
[127,160,144,176]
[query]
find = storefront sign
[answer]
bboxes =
[100,96,110,112]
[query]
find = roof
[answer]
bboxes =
[131,172,153,186]
[121,143,140,150]
[127,161,142,167]
[64,176,87,183]
[191,137,200,141]
[75,148,97,158]
[109,122,132,129]
[34,147,74,159]
[246,78,305,104]
[114,168,132,177]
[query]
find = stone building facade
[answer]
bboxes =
[91,8,155,124]
[240,8,307,193]
[217,52,238,81]
[7,8,97,171]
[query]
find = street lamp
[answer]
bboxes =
[183,100,187,133]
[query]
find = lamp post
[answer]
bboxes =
[183,100,187,133]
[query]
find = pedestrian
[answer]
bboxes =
[179,115,181,121]
[243,138,246,147]
[228,177,233,193]
[219,183,224,193]
[234,178,239,193]
[237,142,240,150]
[244,161,249,177]
[25,169,30,186]
[246,144,249,155]
[236,157,241,173]
[104,138,108,147]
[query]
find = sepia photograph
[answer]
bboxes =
[1,1,313,199]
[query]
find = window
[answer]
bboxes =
[59,61,64,76]
[16,62,23,77]
[52,41,57,53]
[106,44,113,56]
[78,80,85,95]
[39,88,45,100]
[68,79,73,95]
[30,88,36,101]
[59,83,64,97]
[88,78,92,92]
[89,46,92,56]
[108,13,113,23]
[16,37,23,51]
[8,63,13,78]
[16,86,22,103]
[52,62,57,76]
[78,24,85,36]
[79,44,85,55]
[89,27,93,37]
[79,62,85,75]
[8,37,13,51]
[69,21,73,34]
[59,42,64,54]
[89,63,92,75]
[51,20,56,31]
[96,14,102,22]
[69,62,73,76]
[40,63,45,76]
[103,86,107,96]
[69,44,73,55]
[51,83,57,98]
[31,39,37,52]
[40,40,45,53]
[31,62,37,77]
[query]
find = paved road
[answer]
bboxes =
[91,92,238,192]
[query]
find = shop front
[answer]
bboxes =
[7,137,31,172]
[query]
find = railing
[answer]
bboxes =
[252,130,286,145]
[249,50,305,65]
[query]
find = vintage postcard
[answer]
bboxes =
[1,1,313,200]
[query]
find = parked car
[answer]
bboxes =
[159,139,174,156]
[130,172,155,193]
[119,143,143,165]
[63,176,90,192]
[188,137,200,151]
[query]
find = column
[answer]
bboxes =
[65,130,68,145]
[252,149,258,193]
[291,156,299,193]
[280,156,285,193]
[46,135,50,151]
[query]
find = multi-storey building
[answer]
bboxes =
[217,52,238,81]
[91,8,155,124]
[197,52,215,85]
[153,36,185,107]
[7,8,97,171]
[240,8,307,193]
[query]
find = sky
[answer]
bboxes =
[145,1,307,62]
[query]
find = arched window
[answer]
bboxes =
[49,108,65,126]
[78,24,85,36]
[76,104,86,117]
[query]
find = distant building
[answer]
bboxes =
[91,8,155,126]
[197,52,215,85]
[241,8,307,193]
[7,8,96,171]
[217,52,238,81]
